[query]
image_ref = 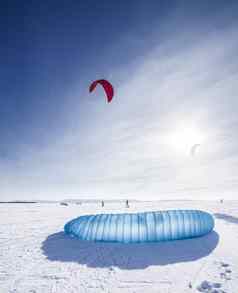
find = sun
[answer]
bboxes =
[167,124,204,155]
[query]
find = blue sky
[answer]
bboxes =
[1,1,238,200]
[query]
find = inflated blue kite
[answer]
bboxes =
[64,210,214,243]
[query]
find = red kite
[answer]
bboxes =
[89,79,114,103]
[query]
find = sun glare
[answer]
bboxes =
[167,125,204,155]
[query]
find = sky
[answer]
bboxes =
[1,1,238,200]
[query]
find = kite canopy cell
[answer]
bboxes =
[64,210,214,243]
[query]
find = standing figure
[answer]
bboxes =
[102,200,104,207]
[126,200,129,208]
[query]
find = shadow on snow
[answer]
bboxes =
[214,213,238,224]
[41,230,219,270]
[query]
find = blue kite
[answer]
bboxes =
[64,210,214,243]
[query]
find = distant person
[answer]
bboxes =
[220,199,223,203]
[102,200,104,207]
[126,200,129,208]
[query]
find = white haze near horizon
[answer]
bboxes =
[1,16,238,201]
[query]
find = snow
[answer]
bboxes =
[0,200,238,293]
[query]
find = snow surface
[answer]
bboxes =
[0,200,237,293]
